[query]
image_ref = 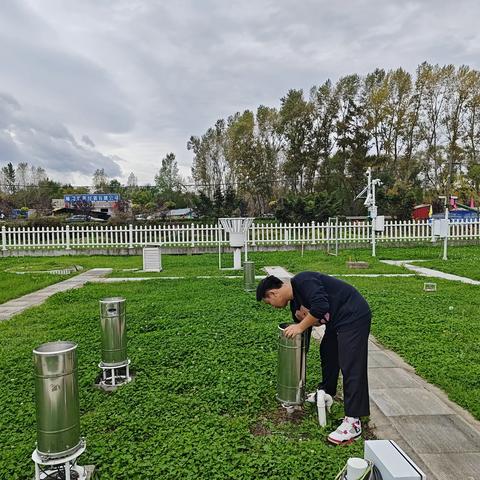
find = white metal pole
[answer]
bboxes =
[218,222,222,270]
[335,217,339,256]
[372,177,376,257]
[443,201,448,260]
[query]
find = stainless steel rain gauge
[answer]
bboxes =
[32,341,94,479]
[97,297,131,389]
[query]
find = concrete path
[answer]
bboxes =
[367,337,480,480]
[265,265,480,479]
[381,260,480,285]
[264,266,296,281]
[0,268,112,321]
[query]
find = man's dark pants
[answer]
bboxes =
[318,314,371,418]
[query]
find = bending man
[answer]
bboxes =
[256,272,371,445]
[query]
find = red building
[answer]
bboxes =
[412,204,431,220]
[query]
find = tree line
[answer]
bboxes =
[2,62,480,222]
[188,62,480,220]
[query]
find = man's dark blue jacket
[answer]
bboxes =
[289,271,371,332]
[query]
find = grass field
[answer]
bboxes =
[1,245,479,478]
[0,271,71,304]
[0,248,406,303]
[0,279,361,479]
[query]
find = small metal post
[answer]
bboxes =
[1,226,6,251]
[335,217,339,256]
[65,460,71,480]
[218,223,222,270]
[443,204,448,261]
[372,176,376,258]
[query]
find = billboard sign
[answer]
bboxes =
[64,194,120,203]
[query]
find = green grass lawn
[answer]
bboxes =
[1,247,479,478]
[0,272,71,304]
[417,248,480,281]
[0,249,406,304]
[0,279,361,479]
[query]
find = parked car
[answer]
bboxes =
[66,215,106,223]
[66,215,90,222]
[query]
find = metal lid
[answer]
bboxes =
[99,297,126,304]
[33,341,77,355]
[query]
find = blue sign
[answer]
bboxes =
[64,194,120,203]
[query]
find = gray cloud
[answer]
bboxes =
[1,0,480,183]
[0,93,122,181]
[82,135,95,148]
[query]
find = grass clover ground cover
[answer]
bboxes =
[348,276,480,420]
[0,278,361,479]
[419,250,480,281]
[105,249,406,278]
[374,243,480,281]
[0,271,71,304]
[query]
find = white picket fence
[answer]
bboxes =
[1,219,480,252]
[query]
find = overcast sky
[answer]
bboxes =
[1,0,479,186]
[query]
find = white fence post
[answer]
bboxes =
[65,225,71,250]
[128,224,134,249]
[311,221,316,244]
[1,226,6,251]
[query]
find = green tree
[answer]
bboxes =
[1,162,16,194]
[155,153,182,198]
[279,89,315,192]
[108,179,123,194]
[92,168,109,193]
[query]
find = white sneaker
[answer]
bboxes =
[327,416,362,445]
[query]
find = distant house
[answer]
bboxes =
[412,204,431,220]
[165,208,194,219]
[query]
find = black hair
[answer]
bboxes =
[256,275,284,301]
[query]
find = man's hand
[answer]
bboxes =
[284,323,304,338]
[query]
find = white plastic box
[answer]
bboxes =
[364,440,426,480]
[432,218,448,238]
[143,246,162,272]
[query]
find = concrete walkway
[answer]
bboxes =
[367,337,480,480]
[0,268,112,321]
[265,265,480,480]
[381,260,480,285]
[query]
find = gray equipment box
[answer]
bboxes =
[374,215,385,232]
[432,218,448,238]
[364,440,426,479]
